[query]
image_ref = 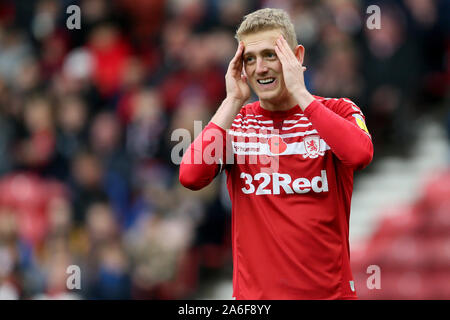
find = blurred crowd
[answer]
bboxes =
[0,0,448,299]
[352,168,450,299]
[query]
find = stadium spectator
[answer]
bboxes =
[0,0,447,299]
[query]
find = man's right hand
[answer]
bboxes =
[225,41,250,104]
[210,42,250,130]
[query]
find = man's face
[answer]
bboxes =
[241,29,290,104]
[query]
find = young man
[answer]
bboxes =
[179,8,373,299]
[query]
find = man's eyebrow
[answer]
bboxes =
[261,48,276,54]
[243,48,276,57]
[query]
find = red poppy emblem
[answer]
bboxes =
[268,135,287,154]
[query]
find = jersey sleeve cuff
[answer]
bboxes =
[303,99,321,117]
[208,121,228,135]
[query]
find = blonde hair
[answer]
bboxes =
[235,8,298,50]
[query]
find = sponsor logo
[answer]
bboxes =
[233,145,261,153]
[240,170,329,195]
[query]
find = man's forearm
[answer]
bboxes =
[210,97,244,130]
[179,97,243,191]
[179,122,227,190]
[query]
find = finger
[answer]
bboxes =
[228,51,244,79]
[277,36,298,62]
[275,40,292,66]
[232,41,243,60]
[229,42,244,71]
[242,66,248,78]
[274,43,288,66]
[278,36,295,56]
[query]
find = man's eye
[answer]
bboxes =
[245,56,255,63]
[267,52,276,59]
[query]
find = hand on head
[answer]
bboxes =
[274,35,307,97]
[225,41,251,104]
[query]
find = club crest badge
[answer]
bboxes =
[303,135,322,158]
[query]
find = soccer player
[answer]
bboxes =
[179,8,373,299]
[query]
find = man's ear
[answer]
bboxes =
[295,45,305,65]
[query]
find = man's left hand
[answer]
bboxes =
[275,35,313,110]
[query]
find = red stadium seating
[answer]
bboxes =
[352,168,450,299]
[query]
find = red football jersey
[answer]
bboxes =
[180,96,373,299]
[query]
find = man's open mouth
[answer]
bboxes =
[257,78,275,84]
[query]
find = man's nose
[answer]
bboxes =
[256,58,268,74]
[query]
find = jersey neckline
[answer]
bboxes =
[253,101,303,119]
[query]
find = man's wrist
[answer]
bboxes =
[210,97,245,130]
[223,96,246,111]
[293,89,314,112]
